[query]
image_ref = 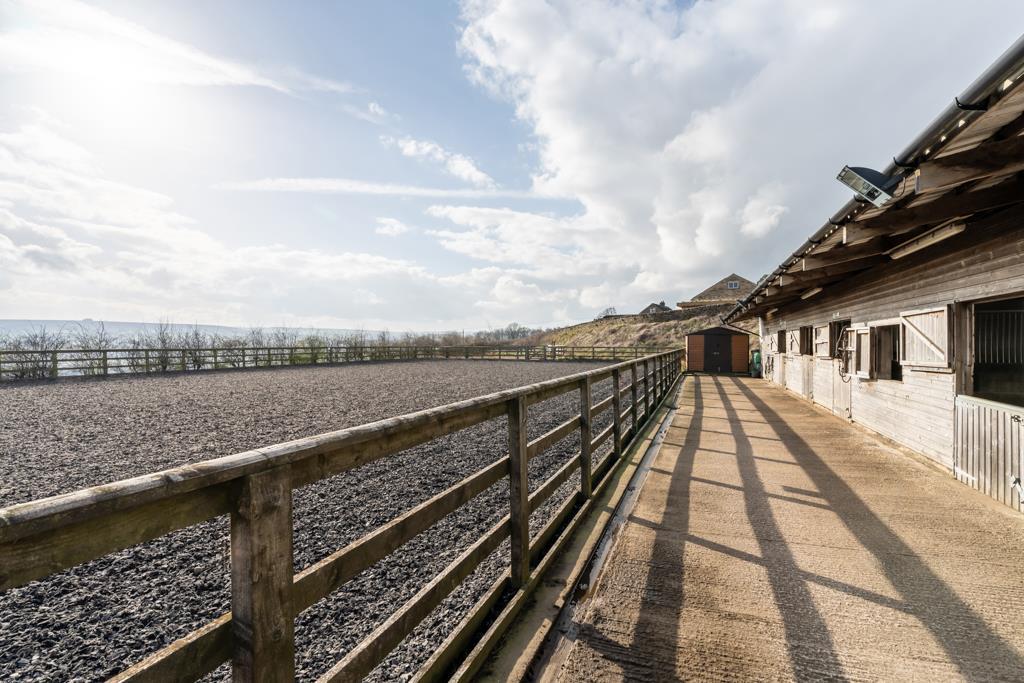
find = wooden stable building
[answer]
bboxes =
[686,326,749,374]
[726,36,1024,512]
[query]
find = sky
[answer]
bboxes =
[1,1,1022,332]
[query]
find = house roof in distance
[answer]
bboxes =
[690,273,755,302]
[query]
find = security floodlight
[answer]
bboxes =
[836,166,899,208]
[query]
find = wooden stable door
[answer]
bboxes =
[832,361,852,418]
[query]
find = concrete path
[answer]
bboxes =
[550,375,1024,682]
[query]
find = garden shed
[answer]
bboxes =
[686,326,749,374]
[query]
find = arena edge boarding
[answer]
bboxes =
[0,344,678,381]
[0,348,683,682]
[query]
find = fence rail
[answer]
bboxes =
[0,348,684,681]
[0,344,679,381]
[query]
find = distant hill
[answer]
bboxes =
[526,304,757,348]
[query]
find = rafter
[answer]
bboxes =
[855,176,1024,233]
[915,135,1024,193]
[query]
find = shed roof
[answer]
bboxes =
[726,35,1024,323]
[687,326,748,337]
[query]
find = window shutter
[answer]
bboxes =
[814,325,830,358]
[900,306,951,367]
[853,327,872,379]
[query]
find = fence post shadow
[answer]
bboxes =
[708,375,845,680]
[727,375,1024,680]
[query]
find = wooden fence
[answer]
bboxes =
[0,344,679,381]
[0,349,684,681]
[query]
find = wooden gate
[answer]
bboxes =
[954,394,1023,512]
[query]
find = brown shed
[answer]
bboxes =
[686,326,749,374]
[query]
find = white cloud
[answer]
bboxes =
[374,217,412,237]
[218,177,559,199]
[342,101,397,125]
[381,135,495,188]
[0,0,350,95]
[0,120,580,328]
[454,0,1024,312]
[740,183,788,237]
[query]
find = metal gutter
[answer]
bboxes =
[725,32,1024,323]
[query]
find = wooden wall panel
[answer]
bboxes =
[688,336,704,372]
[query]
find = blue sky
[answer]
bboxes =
[1,1,1023,331]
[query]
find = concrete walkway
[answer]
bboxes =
[549,375,1024,682]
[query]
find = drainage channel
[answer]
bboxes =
[528,381,681,680]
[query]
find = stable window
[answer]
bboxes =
[874,325,902,381]
[830,319,851,357]
[727,280,740,289]
[788,330,800,355]
[972,296,1024,407]
[777,330,786,355]
[813,325,830,358]
[799,326,813,355]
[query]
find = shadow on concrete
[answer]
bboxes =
[727,375,1024,680]
[709,375,846,680]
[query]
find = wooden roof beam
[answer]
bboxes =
[915,135,1024,194]
[801,243,887,271]
[842,224,892,245]
[855,175,1024,233]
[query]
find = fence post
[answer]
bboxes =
[50,351,58,378]
[612,368,623,460]
[144,350,150,374]
[643,358,651,417]
[101,350,108,376]
[231,467,295,682]
[579,377,592,499]
[630,363,639,437]
[507,396,530,588]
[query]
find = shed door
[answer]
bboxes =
[704,334,732,373]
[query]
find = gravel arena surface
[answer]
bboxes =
[0,360,630,682]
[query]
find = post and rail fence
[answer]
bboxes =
[0,344,681,381]
[0,349,683,682]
